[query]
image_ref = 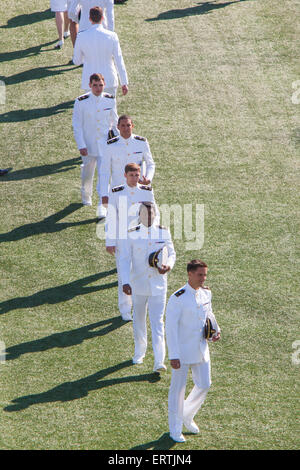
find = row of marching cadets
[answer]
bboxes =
[71,5,221,445]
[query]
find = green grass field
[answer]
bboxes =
[0,0,299,450]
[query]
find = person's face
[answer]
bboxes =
[139,205,155,227]
[118,118,133,139]
[89,79,105,96]
[188,267,208,289]
[125,170,140,187]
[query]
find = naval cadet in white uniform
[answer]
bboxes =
[72,6,128,98]
[72,73,118,210]
[99,115,155,210]
[165,259,221,443]
[119,202,176,373]
[105,163,158,321]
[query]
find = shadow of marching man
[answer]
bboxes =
[4,360,161,412]
[0,203,98,244]
[0,270,117,316]
[5,317,123,361]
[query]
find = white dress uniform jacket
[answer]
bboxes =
[99,134,155,198]
[166,283,220,364]
[68,0,114,32]
[73,24,128,91]
[119,224,176,297]
[72,91,118,156]
[105,183,157,247]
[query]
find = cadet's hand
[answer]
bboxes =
[212,332,221,342]
[106,246,116,255]
[79,148,88,156]
[123,284,132,295]
[138,175,151,185]
[170,359,181,369]
[122,85,128,96]
[158,265,170,275]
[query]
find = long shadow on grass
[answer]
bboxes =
[145,0,250,21]
[0,157,81,181]
[0,40,58,63]
[0,100,74,122]
[0,270,117,316]
[4,360,161,412]
[130,433,176,450]
[0,202,98,243]
[0,9,53,29]
[1,64,79,86]
[6,317,124,361]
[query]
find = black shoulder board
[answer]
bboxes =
[78,94,89,101]
[203,286,210,290]
[134,135,146,142]
[158,224,168,230]
[103,92,115,99]
[128,225,141,232]
[112,185,124,193]
[140,185,152,191]
[107,136,119,145]
[175,288,185,297]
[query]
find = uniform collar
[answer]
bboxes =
[125,183,138,191]
[119,134,134,144]
[186,283,202,295]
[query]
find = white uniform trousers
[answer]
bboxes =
[115,248,133,317]
[168,361,211,436]
[80,155,102,203]
[132,292,166,365]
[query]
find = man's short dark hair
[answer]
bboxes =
[89,6,103,23]
[118,114,132,126]
[125,163,141,174]
[187,259,208,272]
[89,73,105,84]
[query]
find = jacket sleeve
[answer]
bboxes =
[112,34,128,86]
[105,191,118,247]
[165,231,176,270]
[118,238,132,286]
[165,295,181,360]
[99,144,111,198]
[207,291,221,336]
[72,100,86,150]
[143,140,155,182]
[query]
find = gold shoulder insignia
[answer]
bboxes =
[203,286,210,290]
[140,185,152,191]
[112,185,124,193]
[175,288,185,297]
[107,136,119,144]
[103,92,115,99]
[134,135,146,142]
[78,93,90,101]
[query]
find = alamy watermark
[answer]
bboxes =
[96,201,205,251]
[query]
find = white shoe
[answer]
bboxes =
[54,40,64,49]
[153,363,167,373]
[170,433,186,443]
[122,312,132,321]
[132,356,144,365]
[97,205,107,219]
[64,31,70,39]
[183,418,199,434]
[82,199,92,206]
